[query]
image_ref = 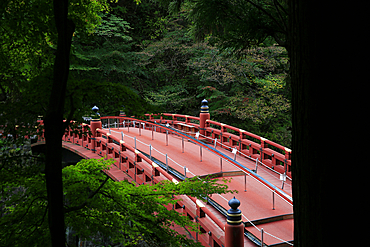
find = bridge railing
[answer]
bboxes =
[143,114,292,179]
[34,117,293,246]
[205,119,292,180]
[35,118,227,246]
[99,116,294,246]
[100,116,293,203]
[92,125,227,246]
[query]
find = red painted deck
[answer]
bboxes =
[102,126,294,246]
[35,120,293,246]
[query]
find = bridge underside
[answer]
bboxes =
[32,141,93,166]
[31,141,133,182]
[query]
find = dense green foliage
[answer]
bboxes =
[0,0,291,144]
[157,0,288,51]
[0,0,289,146]
[67,2,291,146]
[81,6,291,146]
[0,154,234,246]
[136,27,291,146]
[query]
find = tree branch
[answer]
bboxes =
[64,176,109,213]
[24,204,48,239]
[15,196,47,224]
[245,0,285,33]
[275,0,288,16]
[273,0,288,32]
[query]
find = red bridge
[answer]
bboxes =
[33,101,293,247]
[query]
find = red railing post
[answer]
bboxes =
[90,106,102,153]
[260,137,268,161]
[225,197,244,247]
[199,99,210,136]
[119,109,126,127]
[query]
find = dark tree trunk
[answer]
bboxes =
[43,0,75,246]
[289,1,347,246]
[290,1,323,246]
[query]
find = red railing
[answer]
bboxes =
[145,113,292,179]
[36,119,227,246]
[100,116,292,204]
[93,126,226,245]
[35,113,294,246]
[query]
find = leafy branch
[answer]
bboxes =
[64,175,109,213]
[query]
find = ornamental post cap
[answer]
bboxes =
[92,106,99,113]
[200,99,209,113]
[91,106,100,120]
[228,196,240,210]
[227,197,242,225]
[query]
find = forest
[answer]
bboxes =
[70,1,292,148]
[1,0,335,246]
[0,0,291,149]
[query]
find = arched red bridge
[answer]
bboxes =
[33,101,293,247]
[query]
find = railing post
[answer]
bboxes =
[260,137,268,161]
[166,130,168,146]
[232,147,237,160]
[182,137,184,153]
[225,197,244,247]
[119,109,125,128]
[244,174,247,192]
[261,228,264,247]
[149,144,152,160]
[285,147,291,175]
[152,124,154,140]
[90,106,101,153]
[199,99,210,136]
[166,154,168,171]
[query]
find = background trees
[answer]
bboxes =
[134,23,291,147]
[157,0,288,52]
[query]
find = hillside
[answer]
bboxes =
[69,2,291,148]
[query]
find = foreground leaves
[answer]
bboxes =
[1,157,235,246]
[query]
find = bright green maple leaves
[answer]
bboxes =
[1,157,234,246]
[63,158,234,246]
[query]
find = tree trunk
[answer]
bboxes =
[289,1,342,246]
[43,0,75,246]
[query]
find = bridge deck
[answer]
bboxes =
[105,127,293,246]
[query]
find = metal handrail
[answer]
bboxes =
[101,116,293,205]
